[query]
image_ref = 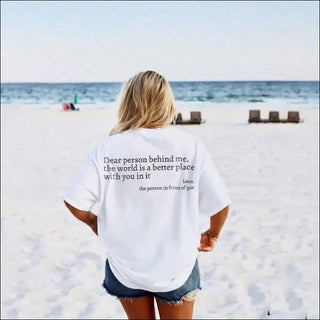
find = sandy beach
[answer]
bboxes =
[1,106,319,319]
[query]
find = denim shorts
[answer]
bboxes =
[102,258,201,305]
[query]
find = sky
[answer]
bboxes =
[1,1,319,82]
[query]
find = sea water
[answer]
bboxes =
[1,81,319,110]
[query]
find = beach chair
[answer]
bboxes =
[259,111,283,123]
[189,111,206,124]
[285,111,303,123]
[172,113,186,124]
[268,111,280,123]
[248,109,303,124]
[248,110,262,123]
[175,113,183,124]
[173,111,206,125]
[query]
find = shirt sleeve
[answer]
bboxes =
[63,149,100,212]
[198,142,231,217]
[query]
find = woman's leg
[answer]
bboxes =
[120,296,156,320]
[156,299,195,319]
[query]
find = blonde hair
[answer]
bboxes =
[109,71,176,135]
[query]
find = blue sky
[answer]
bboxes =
[1,1,319,82]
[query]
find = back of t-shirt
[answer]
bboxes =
[64,126,230,292]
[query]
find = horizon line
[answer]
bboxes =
[2,79,319,84]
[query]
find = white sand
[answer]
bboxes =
[1,106,319,319]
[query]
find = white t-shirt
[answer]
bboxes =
[63,126,230,292]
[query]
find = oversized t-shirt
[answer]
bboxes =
[63,126,230,292]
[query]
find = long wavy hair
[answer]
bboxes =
[109,71,176,135]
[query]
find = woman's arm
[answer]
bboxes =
[198,205,229,252]
[208,205,229,238]
[64,201,98,235]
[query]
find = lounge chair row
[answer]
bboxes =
[248,110,303,124]
[172,112,206,125]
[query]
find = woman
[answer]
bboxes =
[63,70,230,319]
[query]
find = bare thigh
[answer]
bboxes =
[120,296,156,320]
[156,298,195,319]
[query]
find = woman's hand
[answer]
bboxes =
[197,231,216,252]
[198,206,229,252]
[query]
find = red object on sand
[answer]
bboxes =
[62,103,71,111]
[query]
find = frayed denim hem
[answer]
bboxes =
[101,282,151,302]
[155,287,201,305]
[155,296,184,305]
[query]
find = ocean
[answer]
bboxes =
[1,81,319,110]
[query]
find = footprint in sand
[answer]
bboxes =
[20,235,43,256]
[228,283,236,289]
[201,270,215,287]
[49,305,62,318]
[19,235,46,270]
[248,283,266,306]
[285,289,303,311]
[51,266,72,284]
[286,263,303,282]
[231,242,240,252]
